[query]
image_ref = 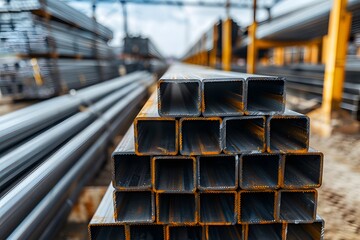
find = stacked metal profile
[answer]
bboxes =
[0,0,117,99]
[89,64,325,240]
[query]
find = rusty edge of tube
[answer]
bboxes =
[238,190,278,224]
[179,117,222,156]
[239,153,282,190]
[134,91,178,156]
[152,156,197,193]
[112,125,152,191]
[266,109,310,153]
[197,154,239,191]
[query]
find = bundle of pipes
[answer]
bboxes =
[0,0,116,99]
[89,64,325,239]
[0,71,155,239]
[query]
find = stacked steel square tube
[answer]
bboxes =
[89,64,325,240]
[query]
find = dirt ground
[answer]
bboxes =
[313,132,360,240]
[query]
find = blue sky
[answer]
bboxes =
[68,0,316,57]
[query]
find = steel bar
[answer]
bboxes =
[112,125,151,190]
[202,78,245,117]
[0,81,150,239]
[282,150,323,189]
[239,154,281,190]
[158,65,201,117]
[134,92,178,155]
[223,116,266,154]
[157,193,197,225]
[180,117,222,155]
[153,156,196,193]
[167,226,204,240]
[239,190,277,224]
[278,190,317,223]
[267,110,310,153]
[89,184,127,240]
[199,191,237,225]
[198,155,238,191]
[245,75,286,115]
[129,225,165,240]
[207,225,244,240]
[246,223,283,240]
[113,190,155,223]
[285,215,324,240]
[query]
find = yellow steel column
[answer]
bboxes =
[210,24,218,68]
[322,0,352,123]
[310,43,320,64]
[304,46,311,63]
[321,35,328,64]
[274,47,285,66]
[247,0,257,74]
[222,18,232,71]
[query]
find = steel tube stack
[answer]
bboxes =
[89,64,325,240]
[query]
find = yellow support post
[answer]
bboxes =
[322,0,351,120]
[247,0,257,74]
[309,0,358,136]
[310,43,320,64]
[304,46,312,63]
[321,35,328,64]
[274,47,285,66]
[222,18,232,71]
[210,24,218,68]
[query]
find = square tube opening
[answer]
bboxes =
[200,192,236,224]
[240,154,280,189]
[158,193,196,224]
[90,225,125,240]
[286,221,323,240]
[208,225,243,240]
[199,155,237,190]
[154,157,195,192]
[136,120,177,155]
[247,224,282,240]
[283,154,322,188]
[269,117,309,152]
[224,117,265,153]
[169,226,203,240]
[240,191,276,223]
[246,79,285,113]
[130,225,164,240]
[159,81,201,116]
[181,118,221,155]
[114,191,154,223]
[114,155,151,189]
[279,191,316,222]
[203,80,244,116]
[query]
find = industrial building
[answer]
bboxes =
[0,0,359,239]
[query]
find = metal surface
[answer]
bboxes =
[223,116,266,154]
[129,225,165,240]
[153,156,196,193]
[134,92,178,156]
[198,155,238,191]
[267,110,310,153]
[199,191,237,225]
[282,150,323,189]
[278,189,317,223]
[167,226,204,240]
[246,223,283,240]
[157,193,197,225]
[180,117,222,155]
[113,190,155,223]
[239,190,277,224]
[245,75,286,115]
[113,126,151,191]
[285,215,325,240]
[207,225,244,240]
[239,154,281,190]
